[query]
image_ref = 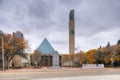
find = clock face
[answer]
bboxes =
[70,30,74,34]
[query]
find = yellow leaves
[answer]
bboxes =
[115,55,120,61]
[69,53,74,61]
[104,56,110,64]
[85,49,97,64]
[77,52,86,64]
[86,49,97,54]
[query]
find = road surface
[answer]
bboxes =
[0,68,120,80]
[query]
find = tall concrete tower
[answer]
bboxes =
[69,10,75,54]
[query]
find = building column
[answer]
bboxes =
[44,54,45,66]
[48,54,50,66]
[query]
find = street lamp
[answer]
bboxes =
[0,30,4,71]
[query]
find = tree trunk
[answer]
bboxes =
[7,61,10,69]
[7,58,10,69]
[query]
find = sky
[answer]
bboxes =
[0,0,120,54]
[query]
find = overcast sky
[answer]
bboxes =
[0,0,120,54]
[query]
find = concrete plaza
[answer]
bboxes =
[0,67,120,80]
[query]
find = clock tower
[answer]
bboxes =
[69,10,75,54]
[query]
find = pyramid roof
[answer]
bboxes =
[37,38,55,54]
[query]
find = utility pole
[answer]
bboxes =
[0,31,4,71]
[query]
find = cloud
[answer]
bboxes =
[75,0,120,38]
[0,0,120,53]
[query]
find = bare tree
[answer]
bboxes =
[32,50,42,68]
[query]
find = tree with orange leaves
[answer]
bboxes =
[85,49,97,64]
[0,33,28,69]
[76,51,87,66]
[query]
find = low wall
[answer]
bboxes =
[82,64,104,68]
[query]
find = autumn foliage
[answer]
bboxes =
[0,33,28,68]
[62,41,120,67]
[74,41,120,67]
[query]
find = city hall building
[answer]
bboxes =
[31,38,61,67]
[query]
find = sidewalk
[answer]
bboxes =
[0,68,120,80]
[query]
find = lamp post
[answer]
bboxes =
[0,31,4,71]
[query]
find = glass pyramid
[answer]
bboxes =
[37,38,55,54]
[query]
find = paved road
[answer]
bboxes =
[0,68,120,80]
[33,75,120,80]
